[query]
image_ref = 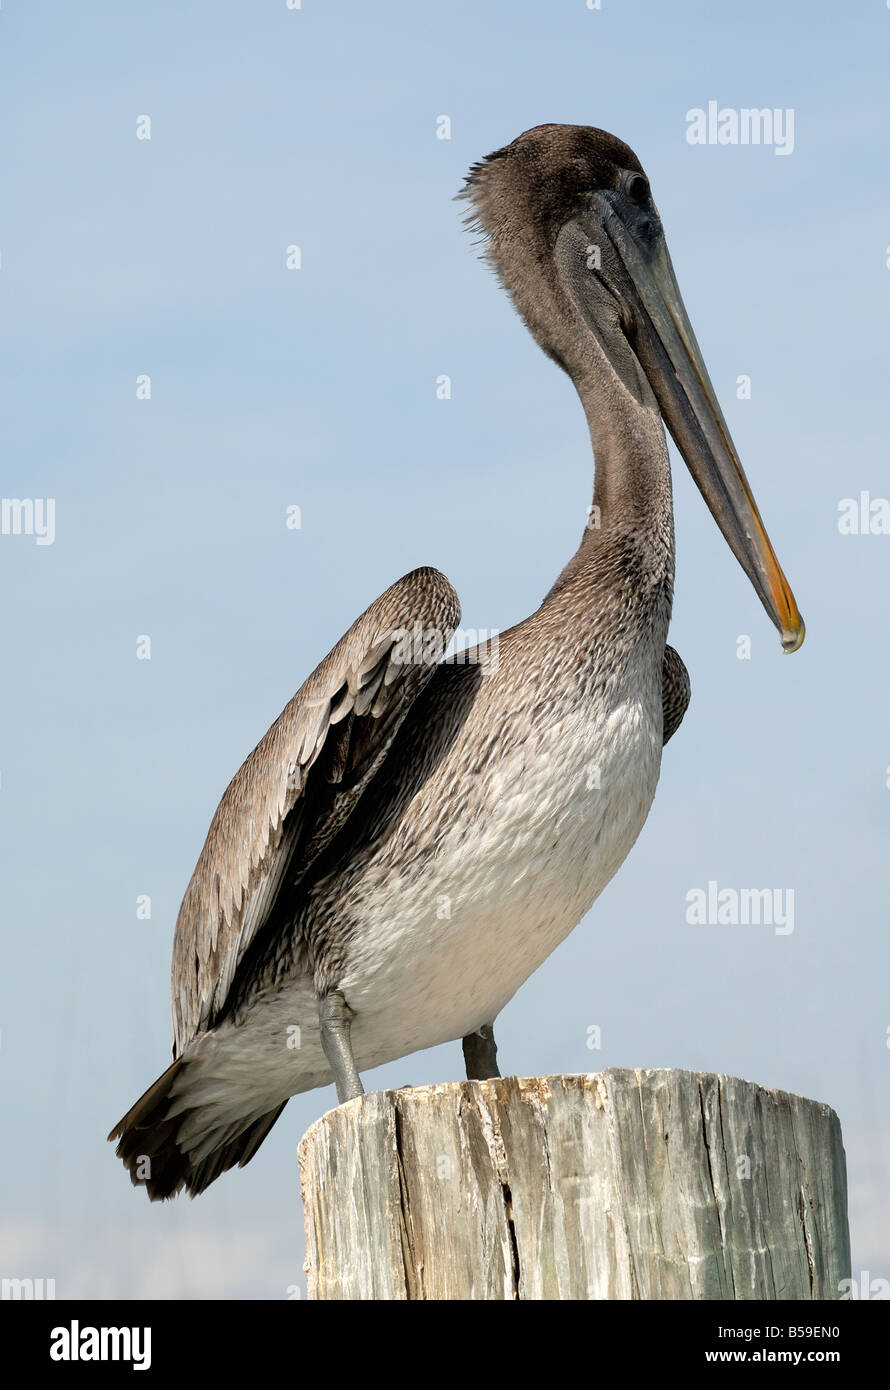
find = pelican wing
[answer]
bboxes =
[171,567,460,1055]
[661,644,690,744]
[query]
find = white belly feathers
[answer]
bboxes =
[340,662,663,1068]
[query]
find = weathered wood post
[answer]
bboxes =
[298,1068,850,1300]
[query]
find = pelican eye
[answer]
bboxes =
[623,171,650,206]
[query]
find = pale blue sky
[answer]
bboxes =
[2,0,888,1298]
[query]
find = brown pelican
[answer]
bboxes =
[110,124,803,1199]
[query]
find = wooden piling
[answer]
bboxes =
[298,1069,850,1300]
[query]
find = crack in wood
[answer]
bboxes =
[393,1097,420,1299]
[500,1180,521,1299]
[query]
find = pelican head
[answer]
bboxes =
[463,123,804,653]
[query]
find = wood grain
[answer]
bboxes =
[298,1070,850,1300]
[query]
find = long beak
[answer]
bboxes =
[603,203,805,653]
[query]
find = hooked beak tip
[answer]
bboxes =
[782,616,805,653]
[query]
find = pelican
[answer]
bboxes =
[110,124,803,1199]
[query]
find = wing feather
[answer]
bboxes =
[171,566,460,1055]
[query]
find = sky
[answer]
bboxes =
[1,0,888,1300]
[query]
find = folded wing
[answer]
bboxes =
[171,566,461,1055]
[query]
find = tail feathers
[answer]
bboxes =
[108,1056,287,1200]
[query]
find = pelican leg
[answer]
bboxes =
[319,990,364,1103]
[462,1022,500,1080]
